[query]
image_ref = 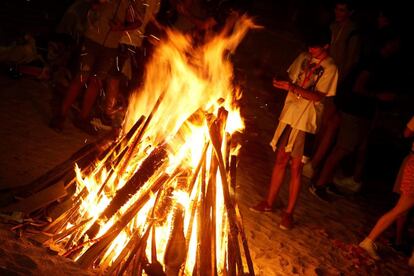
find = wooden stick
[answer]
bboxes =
[193,146,208,275]
[104,228,142,275]
[164,207,186,274]
[183,142,208,245]
[209,117,256,275]
[0,181,67,215]
[227,234,236,276]
[43,116,147,235]
[229,155,237,193]
[208,154,218,276]
[93,115,146,196]
[76,172,171,267]
[52,218,92,243]
[11,134,109,194]
[117,223,153,275]
[84,144,169,239]
[115,92,166,180]
[235,203,255,276]
[187,142,209,194]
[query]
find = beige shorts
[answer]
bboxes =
[276,125,306,158]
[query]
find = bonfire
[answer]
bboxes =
[1,14,258,275]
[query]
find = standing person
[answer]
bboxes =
[329,0,361,83]
[250,29,338,230]
[102,0,152,126]
[303,0,361,179]
[56,0,93,46]
[49,0,134,134]
[359,115,414,260]
[309,27,404,200]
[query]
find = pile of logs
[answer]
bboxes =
[0,95,254,276]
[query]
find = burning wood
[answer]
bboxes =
[84,143,169,239]
[1,14,259,275]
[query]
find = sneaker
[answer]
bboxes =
[279,211,293,230]
[49,115,65,132]
[333,176,362,193]
[359,238,381,260]
[302,162,314,179]
[249,201,272,213]
[309,183,330,202]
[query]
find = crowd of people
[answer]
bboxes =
[249,0,414,267]
[4,0,230,135]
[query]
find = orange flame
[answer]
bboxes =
[55,14,257,274]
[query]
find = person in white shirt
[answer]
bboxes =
[250,28,338,230]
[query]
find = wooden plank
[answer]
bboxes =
[0,181,67,214]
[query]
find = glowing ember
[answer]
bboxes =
[45,14,257,275]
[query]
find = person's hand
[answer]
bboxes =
[272,79,290,91]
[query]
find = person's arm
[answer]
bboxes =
[272,79,325,101]
[289,82,326,101]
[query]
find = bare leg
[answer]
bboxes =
[265,149,290,206]
[105,77,119,116]
[80,76,101,120]
[286,156,304,214]
[368,195,414,242]
[61,74,85,116]
[395,212,408,245]
[315,146,348,188]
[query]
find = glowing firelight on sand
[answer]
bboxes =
[47,14,258,275]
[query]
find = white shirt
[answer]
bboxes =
[270,52,338,154]
[279,52,338,134]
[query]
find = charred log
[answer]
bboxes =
[85,144,169,239]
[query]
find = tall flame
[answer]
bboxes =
[50,14,257,275]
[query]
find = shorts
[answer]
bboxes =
[336,112,371,152]
[276,125,315,159]
[79,38,117,81]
